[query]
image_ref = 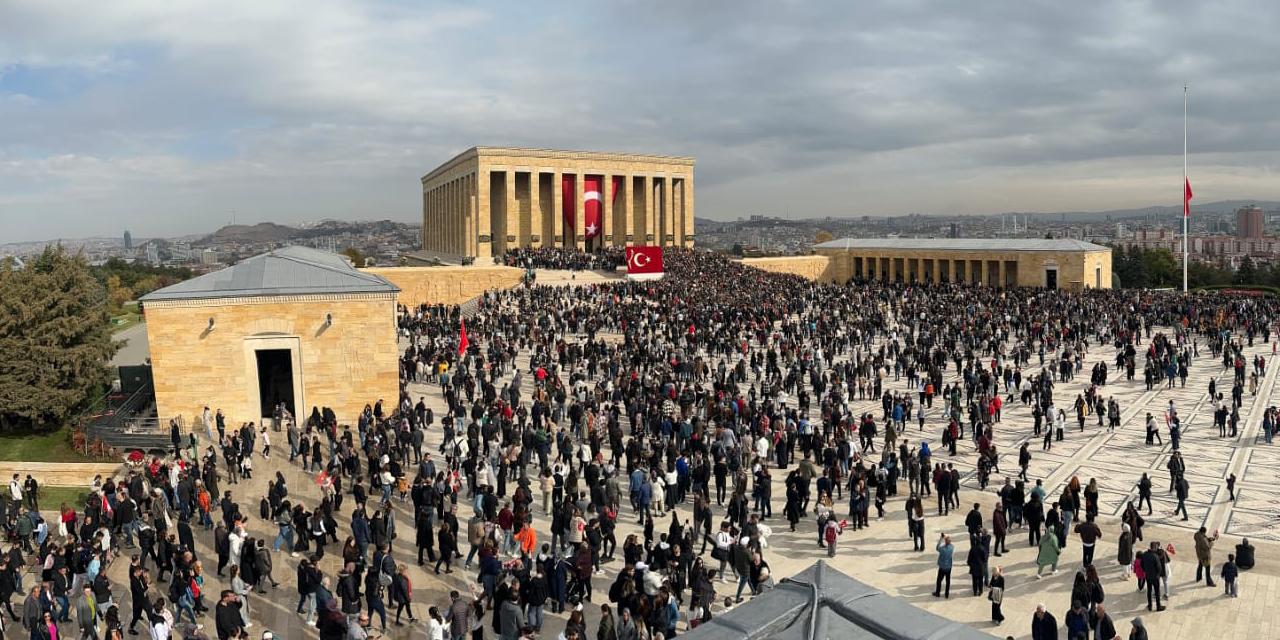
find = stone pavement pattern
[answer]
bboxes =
[70,279,1280,640]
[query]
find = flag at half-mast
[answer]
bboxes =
[1183,178,1193,218]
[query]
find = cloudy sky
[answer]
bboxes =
[3,0,1279,242]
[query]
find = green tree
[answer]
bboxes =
[1112,245,1147,289]
[90,259,192,298]
[1234,256,1258,285]
[0,246,119,431]
[1139,248,1179,287]
[342,247,367,267]
[1187,260,1232,288]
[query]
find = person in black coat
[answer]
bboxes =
[389,567,415,625]
[1030,603,1058,640]
[1089,603,1117,640]
[363,566,387,632]
[338,563,361,619]
[177,515,195,555]
[435,523,456,574]
[214,590,243,640]
[1139,544,1165,612]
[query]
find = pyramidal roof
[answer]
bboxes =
[684,561,997,640]
[141,245,398,302]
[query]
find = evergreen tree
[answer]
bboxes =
[0,246,119,431]
[1234,256,1258,285]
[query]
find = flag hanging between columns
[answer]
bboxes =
[564,175,624,242]
[583,175,603,239]
[561,175,577,234]
[1184,178,1193,217]
[458,319,469,355]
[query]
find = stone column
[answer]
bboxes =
[624,176,635,246]
[432,185,439,251]
[683,174,695,247]
[643,175,655,244]
[665,177,675,247]
[445,180,455,254]
[457,178,465,255]
[551,170,564,247]
[602,175,614,248]
[427,185,437,249]
[672,179,681,246]
[476,171,491,259]
[529,173,542,248]
[504,170,518,251]
[998,259,1007,288]
[574,173,586,251]
[466,173,477,257]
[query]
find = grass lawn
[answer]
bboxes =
[0,427,91,463]
[40,486,91,509]
[110,302,143,333]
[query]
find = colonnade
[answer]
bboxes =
[422,169,693,259]
[845,254,1020,287]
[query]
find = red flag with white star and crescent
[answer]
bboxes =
[1184,178,1193,218]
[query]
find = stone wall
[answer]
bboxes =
[144,293,399,427]
[363,266,524,307]
[742,256,843,283]
[0,463,122,487]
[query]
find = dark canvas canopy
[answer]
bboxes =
[684,561,997,640]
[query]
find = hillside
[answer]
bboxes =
[204,222,296,243]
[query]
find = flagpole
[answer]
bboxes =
[1183,84,1189,294]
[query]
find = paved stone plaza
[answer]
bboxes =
[84,277,1280,640]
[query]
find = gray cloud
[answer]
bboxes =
[2,0,1279,242]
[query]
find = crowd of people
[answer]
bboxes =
[7,247,1279,640]
[501,248,625,272]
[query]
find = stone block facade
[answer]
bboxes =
[144,293,399,427]
[363,266,525,307]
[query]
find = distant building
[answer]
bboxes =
[200,249,221,265]
[145,243,160,264]
[171,242,191,262]
[124,230,133,250]
[948,223,961,238]
[1237,205,1265,239]
[812,237,1112,289]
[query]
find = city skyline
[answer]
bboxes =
[4,1,1280,243]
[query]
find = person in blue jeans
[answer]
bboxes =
[933,533,953,598]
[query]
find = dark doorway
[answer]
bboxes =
[256,349,294,420]
[1045,269,1058,289]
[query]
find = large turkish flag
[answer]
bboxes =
[625,246,664,280]
[583,175,602,238]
